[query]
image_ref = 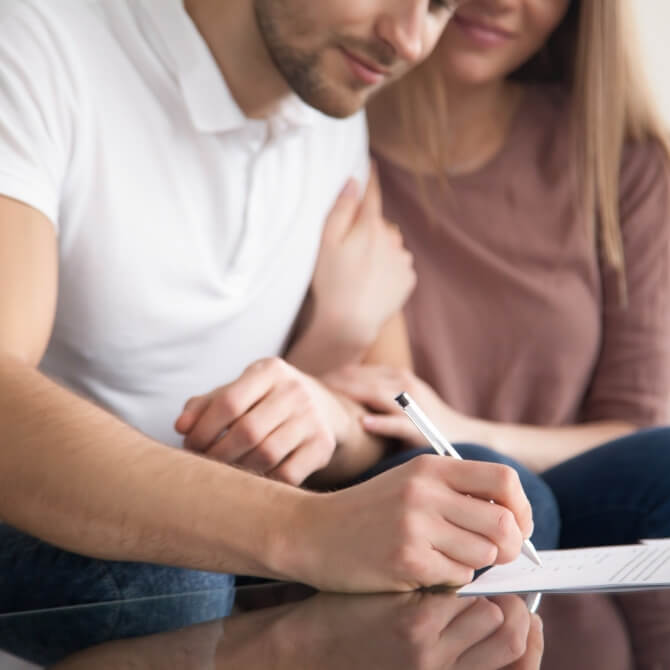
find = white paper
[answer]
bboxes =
[458,542,670,596]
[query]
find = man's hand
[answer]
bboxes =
[269,590,543,670]
[289,454,534,593]
[175,358,352,486]
[51,589,541,670]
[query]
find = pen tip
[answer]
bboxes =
[524,540,543,567]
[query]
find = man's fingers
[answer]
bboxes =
[235,417,311,474]
[505,614,544,670]
[441,488,524,565]
[439,597,505,661]
[322,179,360,243]
[184,358,286,451]
[439,460,534,543]
[455,595,531,670]
[431,520,500,570]
[175,394,212,435]
[204,385,301,462]
[268,438,332,486]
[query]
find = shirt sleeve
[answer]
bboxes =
[580,140,670,426]
[0,2,75,229]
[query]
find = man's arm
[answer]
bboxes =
[0,196,302,577]
[0,197,536,592]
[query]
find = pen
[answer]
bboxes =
[395,392,543,567]
[525,591,543,614]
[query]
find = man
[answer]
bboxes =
[0,0,534,605]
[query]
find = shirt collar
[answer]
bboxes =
[134,0,322,134]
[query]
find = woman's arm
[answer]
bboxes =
[323,365,636,473]
[285,171,416,377]
[450,416,636,473]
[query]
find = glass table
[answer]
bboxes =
[1,581,669,669]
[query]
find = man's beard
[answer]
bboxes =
[253,0,364,118]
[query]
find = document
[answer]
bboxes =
[458,541,670,596]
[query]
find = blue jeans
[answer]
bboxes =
[541,426,670,548]
[0,528,235,664]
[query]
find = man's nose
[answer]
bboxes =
[375,1,427,65]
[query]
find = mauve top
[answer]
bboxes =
[375,85,670,427]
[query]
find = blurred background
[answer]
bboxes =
[633,0,670,123]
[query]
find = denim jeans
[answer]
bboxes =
[0,527,235,663]
[541,426,670,548]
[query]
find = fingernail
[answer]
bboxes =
[533,614,543,631]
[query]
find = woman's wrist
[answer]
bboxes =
[287,308,374,375]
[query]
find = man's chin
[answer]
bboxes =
[300,85,372,119]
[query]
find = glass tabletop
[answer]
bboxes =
[1,582,669,669]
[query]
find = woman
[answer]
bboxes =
[318,1,670,668]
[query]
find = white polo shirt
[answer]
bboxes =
[0,0,368,446]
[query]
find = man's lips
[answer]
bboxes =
[339,47,390,85]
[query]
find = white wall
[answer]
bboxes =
[632,1,670,123]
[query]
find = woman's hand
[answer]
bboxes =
[286,167,416,375]
[323,364,476,446]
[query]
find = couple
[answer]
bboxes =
[1,3,670,663]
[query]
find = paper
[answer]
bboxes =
[458,541,670,596]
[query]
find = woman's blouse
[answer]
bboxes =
[375,86,670,426]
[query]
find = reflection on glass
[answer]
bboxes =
[1,585,543,669]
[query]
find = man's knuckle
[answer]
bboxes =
[285,377,305,397]
[212,391,238,416]
[400,479,425,507]
[497,464,521,494]
[457,565,476,586]
[479,543,499,569]
[317,429,336,452]
[275,464,302,487]
[184,395,201,410]
[480,600,505,628]
[496,508,516,536]
[392,543,424,578]
[254,356,286,376]
[238,420,263,446]
[255,444,279,470]
[408,454,434,477]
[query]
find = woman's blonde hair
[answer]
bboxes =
[375,0,669,297]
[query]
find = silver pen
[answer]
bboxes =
[395,392,543,567]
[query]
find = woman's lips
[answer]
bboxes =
[453,13,515,47]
